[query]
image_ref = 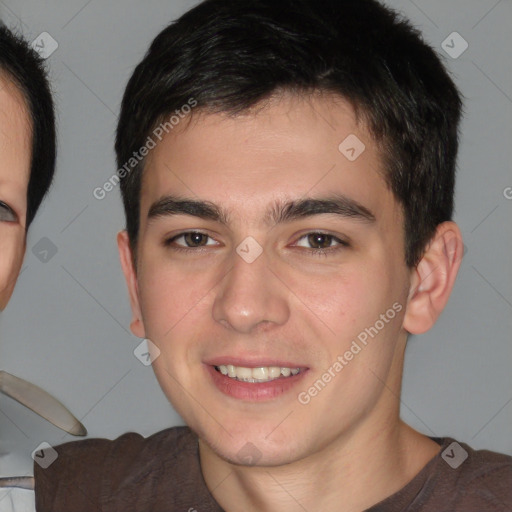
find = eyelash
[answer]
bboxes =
[163,231,349,257]
[297,233,350,257]
[163,232,216,254]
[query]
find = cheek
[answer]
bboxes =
[0,229,25,308]
[287,262,387,338]
[137,259,214,409]
[290,256,406,376]
[136,255,214,342]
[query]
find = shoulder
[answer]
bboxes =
[34,426,195,512]
[46,425,194,463]
[36,425,194,471]
[454,440,512,508]
[428,438,512,511]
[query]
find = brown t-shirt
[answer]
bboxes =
[34,426,512,511]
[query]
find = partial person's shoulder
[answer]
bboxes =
[34,426,205,512]
[369,437,512,512]
[45,424,194,464]
[447,439,512,510]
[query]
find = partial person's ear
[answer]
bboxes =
[117,230,145,338]
[0,230,26,311]
[403,221,464,335]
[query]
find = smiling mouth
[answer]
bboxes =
[214,365,302,383]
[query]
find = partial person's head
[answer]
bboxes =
[117,0,464,466]
[0,24,56,310]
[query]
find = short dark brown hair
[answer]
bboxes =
[116,0,462,267]
[0,23,56,228]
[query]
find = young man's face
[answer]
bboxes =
[0,77,30,311]
[121,93,415,466]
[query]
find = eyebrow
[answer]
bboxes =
[148,197,230,224]
[147,194,376,226]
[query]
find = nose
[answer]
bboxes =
[212,247,290,334]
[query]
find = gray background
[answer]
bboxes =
[0,0,511,474]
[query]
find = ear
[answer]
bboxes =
[117,230,145,338]
[403,221,464,335]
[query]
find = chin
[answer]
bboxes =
[196,418,307,467]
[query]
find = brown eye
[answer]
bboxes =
[165,231,218,249]
[307,233,334,249]
[296,232,343,249]
[183,232,209,247]
[293,232,349,256]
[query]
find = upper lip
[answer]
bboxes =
[204,356,307,369]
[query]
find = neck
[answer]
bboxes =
[200,417,440,512]
[199,341,441,511]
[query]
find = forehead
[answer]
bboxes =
[0,74,31,200]
[140,93,398,226]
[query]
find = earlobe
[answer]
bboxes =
[403,222,464,335]
[117,230,146,338]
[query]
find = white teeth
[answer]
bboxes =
[236,366,252,379]
[216,365,301,382]
[268,367,281,378]
[252,367,268,380]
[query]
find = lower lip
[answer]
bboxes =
[206,365,308,401]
